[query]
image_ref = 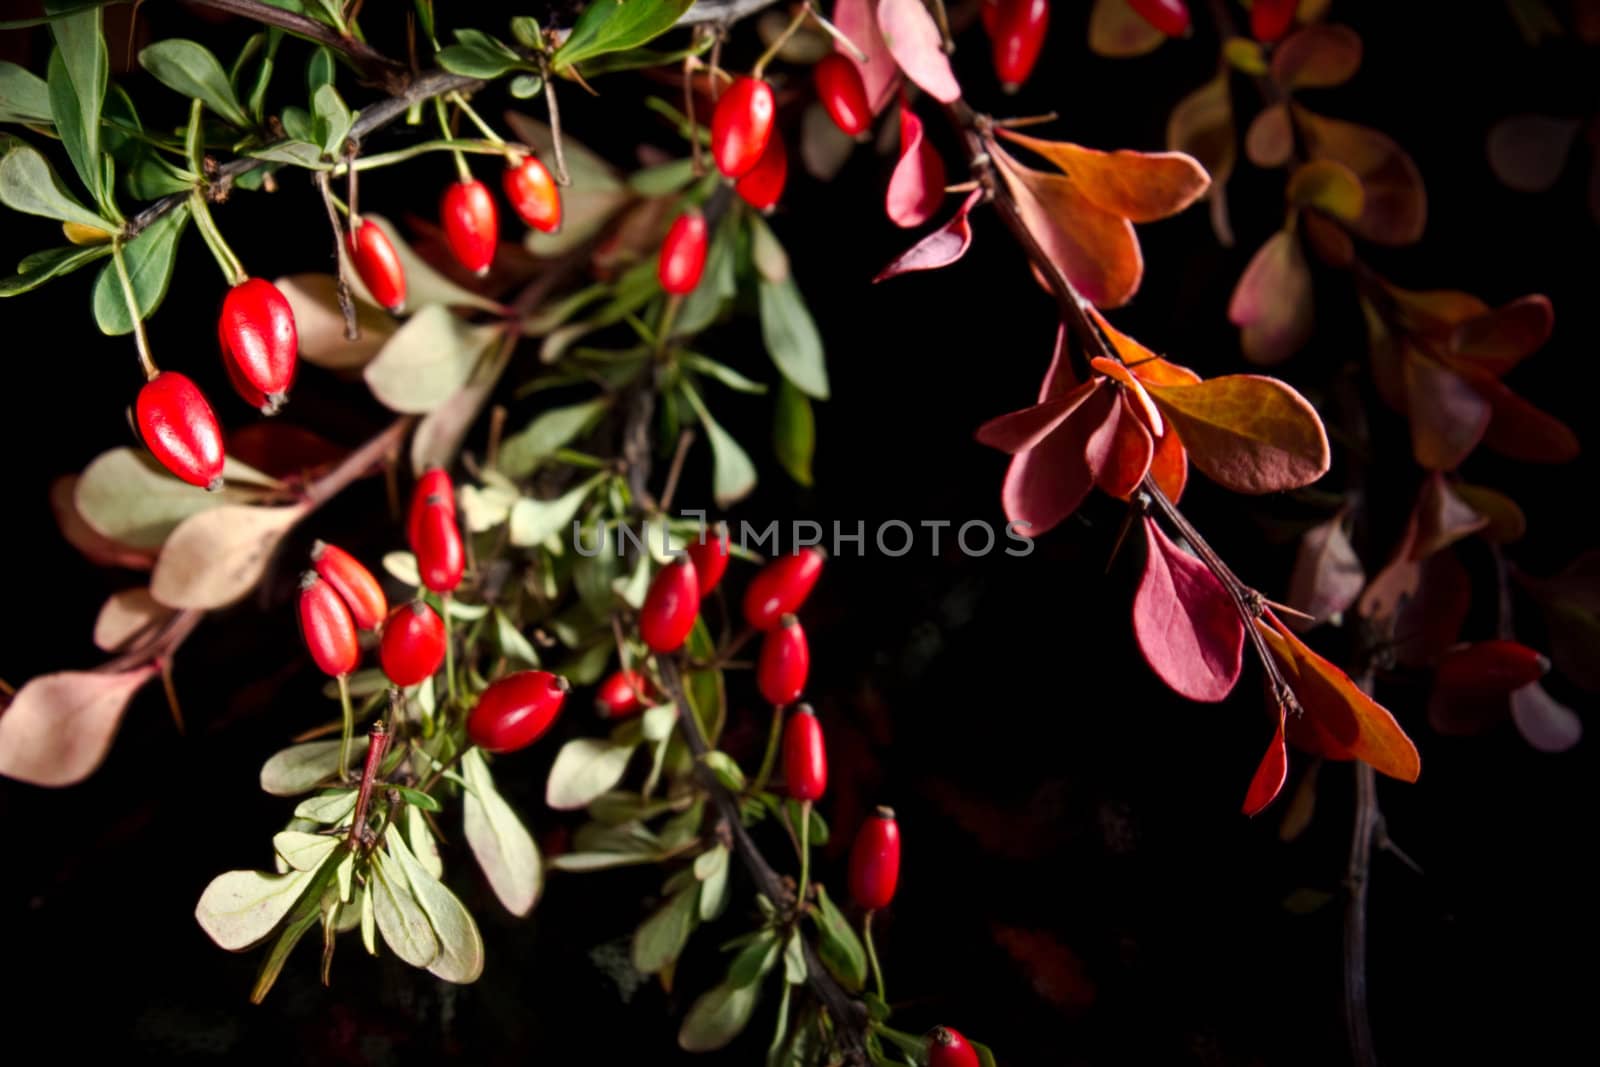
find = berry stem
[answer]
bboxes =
[752,2,812,79]
[797,797,814,904]
[313,170,360,342]
[449,91,507,145]
[189,190,249,287]
[159,657,185,735]
[751,702,784,793]
[863,909,886,1002]
[110,241,158,381]
[809,8,869,62]
[654,293,683,358]
[434,97,473,182]
[538,53,570,185]
[442,594,459,706]
[336,672,355,781]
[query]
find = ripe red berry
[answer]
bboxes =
[299,572,359,677]
[640,557,700,653]
[379,601,447,687]
[1251,0,1296,42]
[814,54,872,137]
[988,0,1050,92]
[136,372,225,490]
[311,541,387,631]
[658,211,709,296]
[414,498,465,593]
[758,615,810,706]
[743,547,825,631]
[782,704,827,801]
[408,468,456,549]
[1127,0,1190,36]
[503,155,562,233]
[346,217,407,311]
[440,178,499,276]
[217,278,297,413]
[735,132,788,213]
[711,76,776,178]
[687,522,730,597]
[596,668,653,718]
[926,1027,980,1067]
[849,806,901,911]
[467,670,570,753]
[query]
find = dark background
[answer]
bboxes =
[2,1,1596,1063]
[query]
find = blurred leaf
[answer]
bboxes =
[678,979,759,1052]
[759,275,829,399]
[497,398,611,478]
[546,738,637,810]
[773,379,815,488]
[438,28,524,78]
[1147,374,1329,493]
[508,475,604,546]
[1403,354,1490,470]
[274,273,395,369]
[1414,472,1488,557]
[876,0,960,102]
[553,0,694,72]
[1287,159,1364,221]
[1510,682,1582,753]
[1245,103,1293,168]
[93,587,172,652]
[1478,375,1579,464]
[363,306,501,413]
[139,39,251,127]
[808,883,866,992]
[1452,484,1525,543]
[681,385,757,508]
[1270,24,1362,89]
[633,884,699,974]
[0,242,109,296]
[1229,230,1313,364]
[350,214,504,313]
[1286,515,1363,630]
[1167,72,1235,186]
[149,503,309,609]
[1295,107,1426,245]
[1448,295,1553,377]
[0,665,158,787]
[1089,0,1165,56]
[1487,114,1579,193]
[1133,516,1245,702]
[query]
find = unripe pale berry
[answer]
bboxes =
[659,211,709,296]
[711,76,776,178]
[814,54,872,137]
[758,615,809,706]
[596,668,653,718]
[782,704,827,801]
[743,547,825,630]
[735,132,788,213]
[346,217,407,311]
[848,806,901,911]
[218,278,297,413]
[136,372,225,490]
[299,572,359,677]
[311,541,387,631]
[379,601,447,687]
[926,1027,980,1067]
[414,497,465,593]
[440,178,499,276]
[687,522,730,597]
[467,670,570,752]
[503,155,562,233]
[640,557,700,653]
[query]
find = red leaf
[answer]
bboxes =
[1245,103,1294,168]
[833,0,900,114]
[1147,419,1189,502]
[996,130,1210,222]
[1132,517,1245,702]
[1448,294,1553,377]
[1510,682,1582,753]
[1146,374,1330,493]
[1089,356,1163,436]
[1478,376,1580,463]
[1295,108,1426,245]
[1242,709,1288,816]
[1089,395,1154,499]
[874,189,981,281]
[1270,24,1362,89]
[886,102,946,227]
[225,422,347,482]
[1413,472,1488,558]
[1089,308,1204,387]
[991,925,1097,1013]
[876,0,962,103]
[0,666,161,786]
[1037,322,1079,401]
[1403,353,1490,470]
[1392,551,1470,667]
[975,380,1101,454]
[1285,515,1364,631]
[1001,386,1115,538]
[1229,229,1314,364]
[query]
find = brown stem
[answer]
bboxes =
[348,718,393,848]
[1346,753,1379,1067]
[313,171,359,341]
[187,0,402,73]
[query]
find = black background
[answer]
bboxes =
[1,2,1596,1064]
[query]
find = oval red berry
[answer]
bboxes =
[299,573,359,677]
[1251,0,1295,42]
[711,76,776,178]
[379,601,447,687]
[926,1027,980,1067]
[848,806,901,911]
[988,0,1050,91]
[408,468,455,550]
[743,548,824,630]
[467,670,569,752]
[414,501,465,593]
[218,278,298,410]
[440,178,499,275]
[312,541,388,630]
[640,557,700,653]
[814,54,872,137]
[503,156,562,233]
[782,705,827,801]
[686,523,730,597]
[758,615,809,706]
[596,668,653,719]
[735,132,788,213]
[137,372,225,490]
[346,217,407,311]
[658,211,709,296]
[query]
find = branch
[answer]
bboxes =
[1345,758,1379,1067]
[184,0,401,73]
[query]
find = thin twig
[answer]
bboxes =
[314,171,359,340]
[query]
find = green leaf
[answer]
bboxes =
[678,979,760,1052]
[0,144,115,229]
[91,200,190,334]
[293,789,357,824]
[195,865,322,950]
[508,474,605,547]
[971,1038,1000,1067]
[546,737,637,810]
[363,305,502,413]
[696,843,730,921]
[394,784,442,813]
[386,826,484,983]
[462,748,543,916]
[773,379,815,487]
[675,209,739,336]
[139,40,251,127]
[438,29,525,78]
[369,843,439,968]
[405,804,443,877]
[48,8,107,211]
[497,397,612,478]
[684,352,768,395]
[312,83,353,157]
[511,15,542,48]
[681,384,757,508]
[272,830,343,872]
[759,276,829,399]
[727,928,780,986]
[305,44,335,94]
[748,212,790,283]
[808,883,866,991]
[73,446,237,549]
[495,608,542,667]
[0,61,52,123]
[553,0,694,72]
[260,737,369,796]
[628,158,697,196]
[632,883,699,974]
[126,151,196,199]
[509,73,544,98]
[0,242,109,297]
[782,929,807,984]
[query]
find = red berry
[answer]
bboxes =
[743,547,825,630]
[414,498,465,593]
[311,541,387,631]
[711,76,776,178]
[658,211,709,296]
[988,0,1050,91]
[379,601,447,687]
[503,155,562,233]
[467,670,570,752]
[440,178,499,276]
[758,615,810,706]
[217,278,297,413]
[136,372,225,490]
[219,326,269,412]
[408,468,456,549]
[1251,0,1296,42]
[849,806,901,911]
[782,704,827,801]
[735,132,788,213]
[926,1027,980,1067]
[346,217,407,311]
[686,522,730,597]
[299,572,359,677]
[640,557,700,653]
[596,668,653,718]
[814,54,872,137]
[1127,0,1190,36]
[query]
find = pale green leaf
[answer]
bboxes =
[195,865,320,951]
[387,826,484,983]
[293,789,357,824]
[497,398,612,478]
[759,275,828,399]
[363,305,501,413]
[546,737,637,811]
[678,979,759,1052]
[773,378,815,487]
[681,385,756,508]
[369,846,438,968]
[462,748,544,916]
[139,39,251,127]
[632,883,699,974]
[0,144,114,229]
[508,474,604,547]
[272,830,342,872]
[260,737,367,797]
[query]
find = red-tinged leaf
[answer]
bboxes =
[833,0,899,114]
[94,588,173,654]
[1486,114,1580,193]
[1361,300,1410,412]
[1402,354,1490,471]
[1286,515,1364,630]
[1089,0,1166,57]
[1447,295,1554,377]
[1038,322,1079,401]
[993,145,1143,308]
[1088,395,1154,500]
[996,130,1211,222]
[1229,230,1314,365]
[1088,308,1203,387]
[1270,24,1362,89]
[1414,473,1488,558]
[1132,517,1246,703]
[1167,72,1235,186]
[1286,159,1364,221]
[50,476,158,571]
[1357,514,1420,623]
[1257,615,1422,781]
[975,380,1101,454]
[1295,108,1426,245]
[1510,682,1582,753]
[1436,640,1549,692]
[1001,386,1115,538]
[225,423,347,482]
[1477,375,1580,464]
[1146,375,1330,493]
[0,665,160,787]
[1302,211,1355,267]
[873,189,980,282]
[1452,484,1526,543]
[886,103,946,227]
[1245,103,1293,168]
[876,0,961,103]
[1243,710,1288,816]
[1089,356,1164,436]
[1392,551,1470,667]
[1148,419,1189,502]
[1385,282,1489,334]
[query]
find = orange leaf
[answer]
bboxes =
[1295,107,1426,245]
[1089,356,1164,437]
[1270,24,1362,89]
[1229,229,1314,365]
[1088,308,1203,386]
[1147,419,1189,502]
[997,129,1211,222]
[1242,708,1288,816]
[1257,615,1421,782]
[1147,374,1330,494]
